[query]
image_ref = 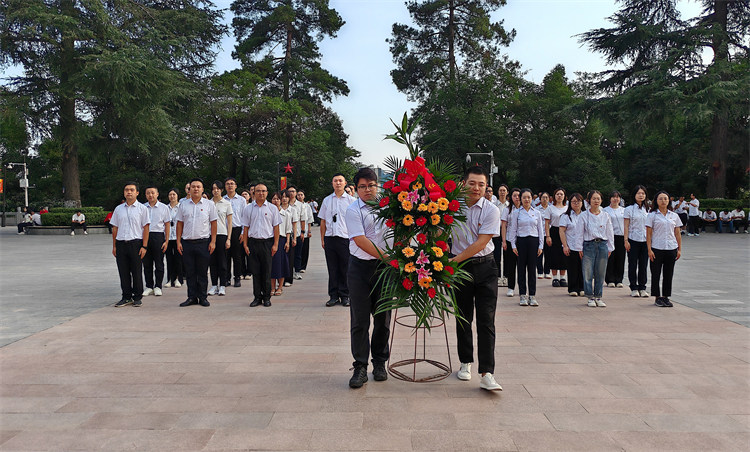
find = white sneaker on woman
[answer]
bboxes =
[639,290,649,298]
[506,289,514,297]
[208,286,217,296]
[631,290,639,297]
[479,373,502,391]
[519,295,528,306]
[457,363,471,381]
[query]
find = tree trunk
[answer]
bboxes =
[448,0,456,82]
[706,0,729,197]
[60,0,81,207]
[284,24,293,154]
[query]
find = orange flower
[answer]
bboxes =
[402,247,415,258]
[401,200,413,211]
[431,246,444,258]
[427,202,439,214]
[397,191,408,202]
[430,214,440,225]
[418,277,433,288]
[412,182,422,190]
[437,197,449,211]
[417,203,429,212]
[403,215,414,226]
[432,261,444,271]
[404,262,416,273]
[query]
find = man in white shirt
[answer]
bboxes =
[319,173,356,307]
[242,183,281,307]
[718,209,734,233]
[702,208,718,233]
[731,207,748,233]
[286,185,302,286]
[142,186,171,297]
[687,193,701,236]
[71,210,87,235]
[450,166,503,391]
[110,182,150,307]
[297,190,314,273]
[176,178,218,307]
[31,210,42,226]
[223,177,246,287]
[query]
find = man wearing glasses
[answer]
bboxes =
[319,173,356,307]
[242,183,281,307]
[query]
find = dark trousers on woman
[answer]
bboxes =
[285,239,295,283]
[294,236,304,273]
[503,240,517,290]
[142,232,165,289]
[627,240,648,291]
[115,239,144,301]
[182,238,210,302]
[165,239,183,285]
[226,226,244,283]
[565,251,584,294]
[324,236,350,300]
[548,226,566,272]
[516,236,539,296]
[248,238,273,302]
[301,235,311,270]
[650,248,677,298]
[209,234,228,287]
[455,257,498,374]
[605,235,625,285]
[536,242,550,275]
[347,257,391,368]
[491,237,503,277]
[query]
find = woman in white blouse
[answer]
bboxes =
[646,190,682,307]
[535,192,551,279]
[603,191,626,288]
[271,192,292,296]
[492,184,510,287]
[546,188,569,287]
[165,188,183,288]
[508,189,544,307]
[209,181,234,296]
[578,190,615,307]
[623,185,650,298]
[501,188,521,297]
[559,193,585,297]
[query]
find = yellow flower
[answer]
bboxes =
[401,200,413,211]
[430,214,441,225]
[427,202,439,214]
[417,203,429,212]
[412,182,422,190]
[432,261,444,272]
[397,191,408,202]
[403,215,414,226]
[402,247,415,258]
[404,262,416,273]
[437,198,449,211]
[418,277,433,288]
[431,246,444,258]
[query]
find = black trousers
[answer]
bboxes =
[688,215,701,234]
[347,257,391,368]
[286,236,296,285]
[536,241,550,275]
[226,226,244,282]
[565,251,584,294]
[605,235,626,284]
[516,236,539,296]
[733,219,748,232]
[182,239,210,301]
[503,240,517,290]
[294,235,304,272]
[301,235,311,270]
[627,240,648,291]
[548,226,566,271]
[248,238,273,301]
[651,248,677,298]
[491,237,503,277]
[115,240,144,301]
[71,222,87,232]
[17,222,33,233]
[210,235,228,286]
[165,239,183,285]
[143,232,165,289]
[324,236,350,299]
[455,257,498,374]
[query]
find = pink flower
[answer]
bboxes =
[407,190,420,204]
[416,250,430,266]
[416,266,431,281]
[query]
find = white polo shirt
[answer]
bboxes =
[508,206,544,250]
[579,210,615,253]
[688,198,701,216]
[702,210,717,221]
[176,197,218,240]
[224,193,245,228]
[646,210,682,250]
[168,203,179,240]
[603,205,625,236]
[111,201,149,241]
[319,192,356,238]
[346,198,386,260]
[288,201,301,235]
[72,213,86,223]
[213,198,234,236]
[719,211,732,222]
[144,201,171,234]
[451,196,500,258]
[242,200,281,239]
[278,206,293,237]
[623,204,648,242]
[731,209,745,220]
[559,211,584,252]
[547,204,567,228]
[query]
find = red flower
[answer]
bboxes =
[448,200,460,212]
[445,266,455,275]
[379,197,390,207]
[390,259,399,269]
[443,180,457,192]
[446,283,451,288]
[383,180,395,189]
[415,216,427,227]
[436,240,449,252]
[429,191,441,202]
[416,233,427,244]
[443,214,454,225]
[391,185,403,194]
[395,241,403,247]
[427,288,436,299]
[385,218,396,228]
[402,278,414,290]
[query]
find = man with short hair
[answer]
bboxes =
[297,190,314,273]
[179,183,191,204]
[451,166,503,391]
[702,207,718,233]
[142,186,171,297]
[71,209,87,235]
[176,178,218,307]
[224,177,246,287]
[687,193,701,236]
[731,206,748,233]
[718,209,734,233]
[111,182,150,307]
[319,173,356,307]
[242,183,281,307]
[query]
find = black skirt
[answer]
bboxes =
[548,226,566,270]
[271,236,289,279]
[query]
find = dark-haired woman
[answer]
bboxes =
[165,189,183,288]
[271,191,292,295]
[509,189,544,307]
[624,186,650,298]
[559,193,585,297]
[535,192,551,279]
[493,184,510,287]
[501,188,521,297]
[209,181,233,296]
[580,190,614,307]
[646,191,682,307]
[546,188,568,287]
[604,191,626,288]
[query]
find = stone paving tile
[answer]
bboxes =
[307,429,413,450]
[608,431,748,451]
[79,412,181,430]
[639,413,747,432]
[0,397,73,413]
[509,431,623,451]
[203,429,313,451]
[664,398,750,415]
[544,412,652,432]
[454,412,555,431]
[410,429,517,451]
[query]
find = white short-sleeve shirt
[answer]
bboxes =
[547,204,567,228]
[450,197,500,257]
[176,197,219,240]
[559,210,584,252]
[144,201,171,234]
[623,204,648,242]
[508,206,544,250]
[213,198,234,236]
[224,193,245,228]
[580,209,615,253]
[603,205,625,236]
[242,200,281,239]
[72,213,86,223]
[111,202,149,241]
[688,198,701,216]
[278,207,293,237]
[702,211,717,221]
[318,192,356,238]
[346,198,386,260]
[646,210,682,250]
[168,203,179,240]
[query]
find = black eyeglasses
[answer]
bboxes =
[357,184,378,190]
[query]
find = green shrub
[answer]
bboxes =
[48,206,104,214]
[700,198,749,213]
[40,208,108,226]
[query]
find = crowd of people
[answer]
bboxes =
[671,194,748,235]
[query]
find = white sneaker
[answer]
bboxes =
[544,273,552,279]
[208,285,217,296]
[528,296,538,307]
[587,298,597,307]
[639,290,649,298]
[607,283,616,288]
[537,273,544,279]
[283,282,291,287]
[506,289,514,297]
[142,288,153,296]
[579,291,586,297]
[569,292,578,297]
[616,283,623,288]
[457,363,471,381]
[479,373,502,391]
[631,290,640,297]
[218,286,226,296]
[174,280,182,288]
[300,269,306,273]
[153,287,162,296]
[83,231,88,235]
[519,295,528,306]
[70,231,75,236]
[294,272,302,280]
[17,231,24,235]
[595,298,606,307]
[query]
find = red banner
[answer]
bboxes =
[280,176,287,191]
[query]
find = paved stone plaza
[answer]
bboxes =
[0,226,748,450]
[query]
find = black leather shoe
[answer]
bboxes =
[662,298,673,307]
[180,298,198,307]
[552,279,560,287]
[559,279,568,287]
[341,297,350,307]
[349,366,368,389]
[263,299,272,307]
[325,298,339,307]
[249,299,262,307]
[372,363,388,381]
[654,297,666,307]
[233,279,241,288]
[199,298,210,307]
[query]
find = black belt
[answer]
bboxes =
[183,238,209,243]
[467,254,494,264]
[118,239,142,244]
[249,237,273,242]
[585,238,606,243]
